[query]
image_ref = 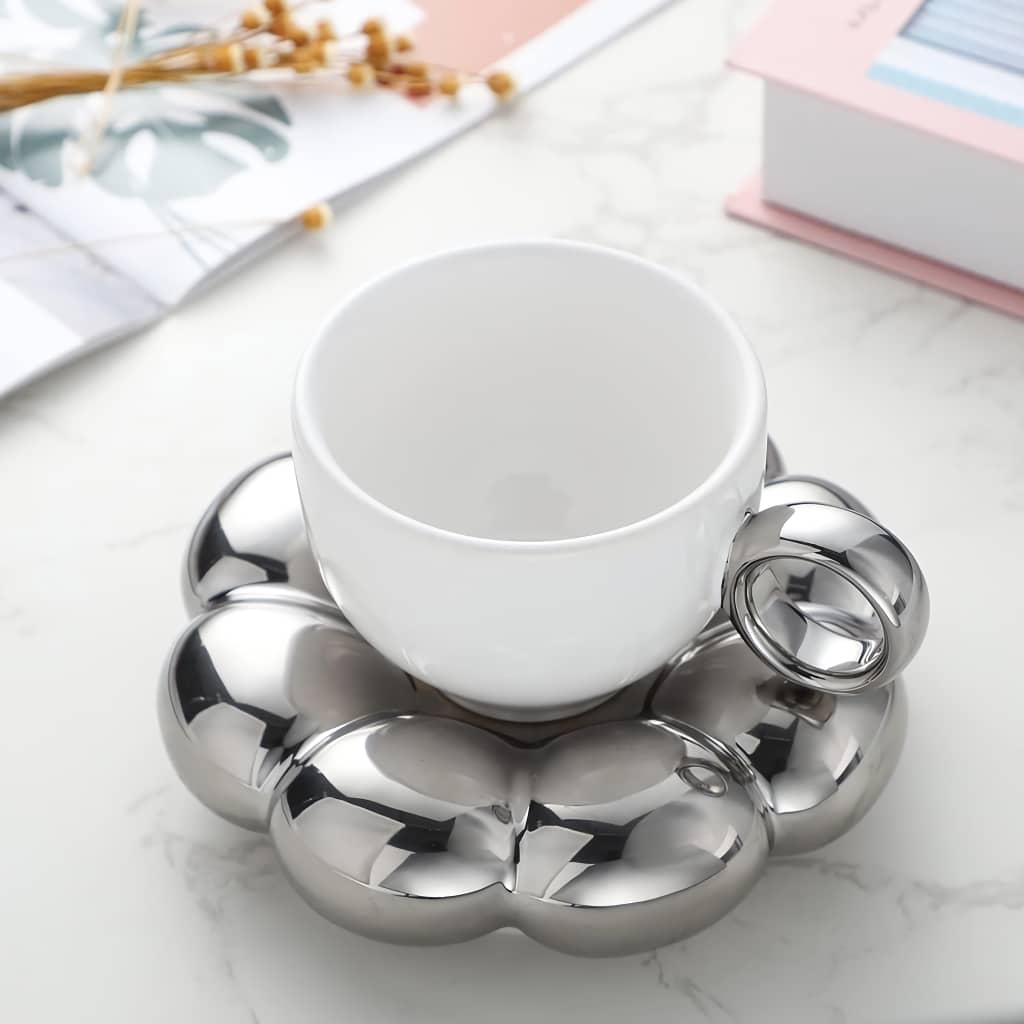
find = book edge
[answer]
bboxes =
[724,172,1024,320]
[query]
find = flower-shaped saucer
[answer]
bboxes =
[159,450,905,956]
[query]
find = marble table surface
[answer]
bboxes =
[3,1,1023,1020]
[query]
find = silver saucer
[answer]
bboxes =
[159,444,905,956]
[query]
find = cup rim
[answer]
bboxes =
[293,238,767,552]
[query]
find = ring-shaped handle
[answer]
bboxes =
[722,502,929,694]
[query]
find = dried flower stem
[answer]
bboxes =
[0,67,189,112]
[76,0,141,171]
[0,2,516,112]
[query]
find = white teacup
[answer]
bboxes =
[293,240,926,719]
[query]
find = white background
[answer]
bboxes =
[2,0,1023,1021]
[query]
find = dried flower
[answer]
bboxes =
[366,34,390,64]
[289,40,331,70]
[300,203,332,230]
[346,62,370,87]
[204,43,245,73]
[243,46,269,70]
[240,7,268,30]
[267,13,291,37]
[0,4,519,118]
[438,72,460,97]
[486,71,516,99]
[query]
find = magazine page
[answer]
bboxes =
[0,188,162,394]
[0,0,670,395]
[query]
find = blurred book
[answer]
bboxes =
[728,0,1024,316]
[0,0,669,397]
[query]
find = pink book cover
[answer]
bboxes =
[726,0,1024,316]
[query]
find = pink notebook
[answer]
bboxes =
[727,0,1024,317]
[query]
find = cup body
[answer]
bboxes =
[293,240,766,718]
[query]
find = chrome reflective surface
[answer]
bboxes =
[183,454,334,615]
[160,451,912,955]
[758,474,869,516]
[653,623,906,855]
[764,435,785,483]
[271,716,768,954]
[159,592,415,830]
[724,501,929,694]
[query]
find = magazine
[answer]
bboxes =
[0,0,669,395]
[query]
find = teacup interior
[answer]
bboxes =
[305,243,755,542]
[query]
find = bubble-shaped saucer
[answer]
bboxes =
[159,449,905,956]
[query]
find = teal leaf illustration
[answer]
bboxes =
[0,102,72,186]
[238,95,292,125]
[7,126,67,186]
[0,3,294,200]
[94,107,290,199]
[0,120,11,170]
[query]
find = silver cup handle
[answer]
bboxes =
[722,502,929,694]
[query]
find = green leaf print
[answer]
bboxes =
[0,1,293,199]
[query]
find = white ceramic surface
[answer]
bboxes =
[292,240,766,716]
[4,1,1024,1021]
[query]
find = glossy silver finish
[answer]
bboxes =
[759,473,869,516]
[159,591,415,830]
[736,464,928,694]
[764,435,786,482]
[724,501,929,694]
[271,717,768,954]
[183,454,333,615]
[653,623,906,855]
[160,452,913,955]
